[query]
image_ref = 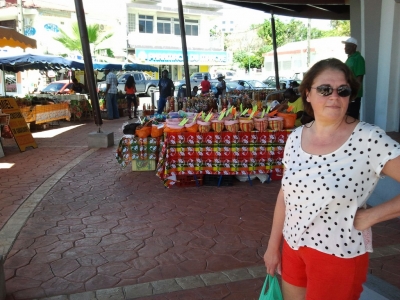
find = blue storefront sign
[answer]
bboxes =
[24,27,36,36]
[44,23,59,33]
[136,48,227,64]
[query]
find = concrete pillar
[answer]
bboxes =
[374,0,400,131]
[88,131,114,148]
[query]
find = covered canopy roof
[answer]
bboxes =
[0,54,159,73]
[0,53,84,72]
[215,0,350,20]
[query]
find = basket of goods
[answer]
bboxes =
[223,106,239,132]
[136,125,152,138]
[224,119,239,132]
[254,117,268,132]
[197,120,211,133]
[238,104,259,132]
[239,118,254,132]
[277,112,296,129]
[151,121,164,138]
[211,119,224,132]
[253,108,269,132]
[185,121,198,133]
[197,111,213,133]
[268,116,284,131]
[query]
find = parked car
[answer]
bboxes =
[174,72,212,93]
[224,71,236,80]
[40,80,73,94]
[262,76,288,88]
[175,79,224,98]
[97,71,159,96]
[227,79,270,91]
[190,72,212,81]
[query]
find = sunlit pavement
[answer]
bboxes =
[0,118,399,300]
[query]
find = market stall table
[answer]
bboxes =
[19,102,71,124]
[156,130,291,188]
[116,135,163,169]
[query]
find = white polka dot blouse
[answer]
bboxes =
[282,122,400,258]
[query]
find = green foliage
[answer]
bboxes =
[233,49,264,70]
[328,20,350,36]
[257,18,325,48]
[53,22,114,56]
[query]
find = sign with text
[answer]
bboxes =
[0,98,37,152]
[136,48,228,65]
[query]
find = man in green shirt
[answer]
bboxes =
[342,37,365,119]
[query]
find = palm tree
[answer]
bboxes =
[54,22,114,57]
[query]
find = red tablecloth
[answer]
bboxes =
[115,135,163,168]
[156,130,291,187]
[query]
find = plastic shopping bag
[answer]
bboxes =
[259,275,283,300]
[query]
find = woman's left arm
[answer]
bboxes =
[354,155,400,230]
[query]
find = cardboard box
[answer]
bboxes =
[132,159,156,171]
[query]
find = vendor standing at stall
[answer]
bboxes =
[70,78,86,94]
[200,75,211,94]
[157,70,174,114]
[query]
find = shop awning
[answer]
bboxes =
[0,26,37,49]
[0,53,85,72]
[124,63,158,72]
[92,63,123,71]
[214,0,349,20]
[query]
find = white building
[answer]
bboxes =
[125,0,226,81]
[0,0,228,94]
[263,36,349,79]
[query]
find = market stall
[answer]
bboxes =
[116,135,163,169]
[156,130,290,188]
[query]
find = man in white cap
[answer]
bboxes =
[342,37,365,119]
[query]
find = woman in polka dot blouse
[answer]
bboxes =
[263,58,400,300]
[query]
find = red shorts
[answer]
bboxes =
[282,240,369,300]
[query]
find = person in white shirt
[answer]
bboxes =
[104,69,119,120]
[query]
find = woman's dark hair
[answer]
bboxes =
[125,75,135,89]
[299,58,360,118]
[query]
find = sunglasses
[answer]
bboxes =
[311,85,352,97]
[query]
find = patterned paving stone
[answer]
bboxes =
[1,122,399,299]
[50,258,81,277]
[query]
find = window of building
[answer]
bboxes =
[185,19,198,36]
[128,13,136,33]
[230,21,233,24]
[0,20,16,29]
[173,18,180,35]
[222,21,226,24]
[139,15,153,33]
[282,61,292,70]
[157,17,171,34]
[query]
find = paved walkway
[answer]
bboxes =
[0,119,399,300]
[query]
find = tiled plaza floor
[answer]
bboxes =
[0,119,399,300]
